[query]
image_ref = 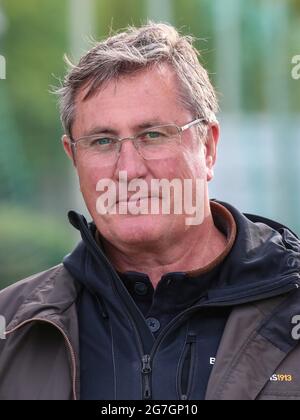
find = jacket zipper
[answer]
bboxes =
[76,218,154,400]
[110,279,153,399]
[178,333,197,400]
[6,318,78,401]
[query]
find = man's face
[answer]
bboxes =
[64,65,218,248]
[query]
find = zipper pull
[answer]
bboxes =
[141,355,152,400]
[142,355,151,373]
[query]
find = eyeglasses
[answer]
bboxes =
[68,118,207,163]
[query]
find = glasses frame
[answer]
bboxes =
[67,117,208,160]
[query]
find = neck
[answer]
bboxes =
[102,209,229,289]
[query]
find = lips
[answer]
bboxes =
[116,195,161,205]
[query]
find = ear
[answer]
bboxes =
[205,122,219,182]
[62,135,77,167]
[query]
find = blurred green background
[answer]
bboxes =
[0,0,300,289]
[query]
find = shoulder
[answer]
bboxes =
[0,264,76,325]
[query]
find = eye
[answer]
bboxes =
[148,131,162,138]
[91,137,114,147]
[141,131,166,141]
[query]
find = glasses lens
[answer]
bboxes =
[137,125,180,160]
[77,136,118,163]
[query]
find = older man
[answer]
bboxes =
[0,23,300,400]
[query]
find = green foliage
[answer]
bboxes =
[0,204,75,290]
[95,0,146,35]
[1,0,68,178]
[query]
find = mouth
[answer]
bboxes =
[116,195,161,205]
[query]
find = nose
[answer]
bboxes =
[114,139,148,181]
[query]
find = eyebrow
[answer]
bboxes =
[81,120,170,137]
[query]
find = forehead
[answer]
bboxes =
[72,65,192,136]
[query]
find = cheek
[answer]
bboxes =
[182,144,207,179]
[77,160,114,198]
[175,149,207,180]
[146,157,180,179]
[146,151,206,181]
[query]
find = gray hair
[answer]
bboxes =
[54,22,219,139]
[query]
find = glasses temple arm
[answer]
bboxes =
[180,118,207,132]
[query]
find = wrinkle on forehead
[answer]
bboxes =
[72,64,193,139]
[75,63,184,113]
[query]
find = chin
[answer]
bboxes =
[103,213,172,246]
